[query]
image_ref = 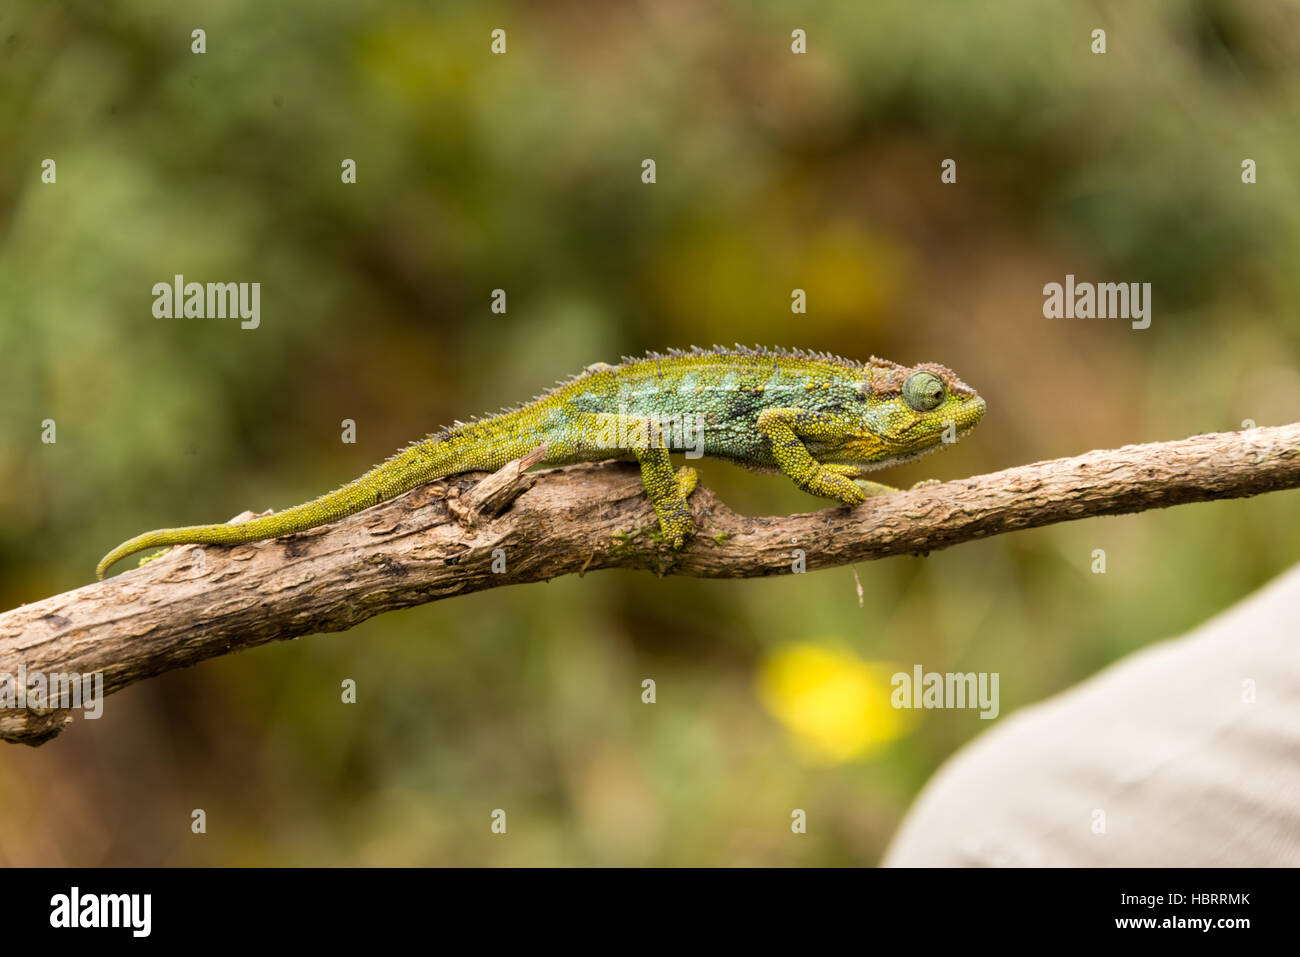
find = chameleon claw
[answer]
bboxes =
[674,465,699,498]
[852,479,904,497]
[136,547,174,568]
[850,477,940,497]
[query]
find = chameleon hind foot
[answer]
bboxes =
[674,465,699,498]
[136,546,175,568]
[654,465,699,549]
[633,449,698,549]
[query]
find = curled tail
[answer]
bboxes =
[96,431,483,580]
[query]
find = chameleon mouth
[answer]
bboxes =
[895,404,984,451]
[851,440,955,474]
[846,397,986,472]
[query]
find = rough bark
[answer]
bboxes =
[1,423,1297,746]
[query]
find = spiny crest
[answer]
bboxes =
[433,346,976,433]
[621,343,870,371]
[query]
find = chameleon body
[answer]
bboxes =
[96,346,985,579]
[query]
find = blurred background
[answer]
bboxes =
[1,0,1298,865]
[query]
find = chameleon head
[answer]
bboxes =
[834,360,986,469]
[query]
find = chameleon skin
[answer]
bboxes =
[96,346,985,579]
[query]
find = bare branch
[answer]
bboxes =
[2,424,1297,746]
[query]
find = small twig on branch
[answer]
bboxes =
[1,424,1297,746]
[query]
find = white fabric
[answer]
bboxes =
[884,563,1300,866]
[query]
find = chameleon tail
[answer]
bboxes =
[96,432,475,580]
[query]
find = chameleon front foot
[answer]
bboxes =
[852,477,943,497]
[800,463,868,505]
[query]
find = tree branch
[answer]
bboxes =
[2,424,1297,745]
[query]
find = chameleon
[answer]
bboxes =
[96,346,986,579]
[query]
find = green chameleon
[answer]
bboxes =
[97,346,986,579]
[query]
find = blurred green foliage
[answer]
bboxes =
[1,0,1298,864]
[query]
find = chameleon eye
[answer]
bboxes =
[903,371,945,412]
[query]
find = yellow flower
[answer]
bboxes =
[758,643,914,764]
